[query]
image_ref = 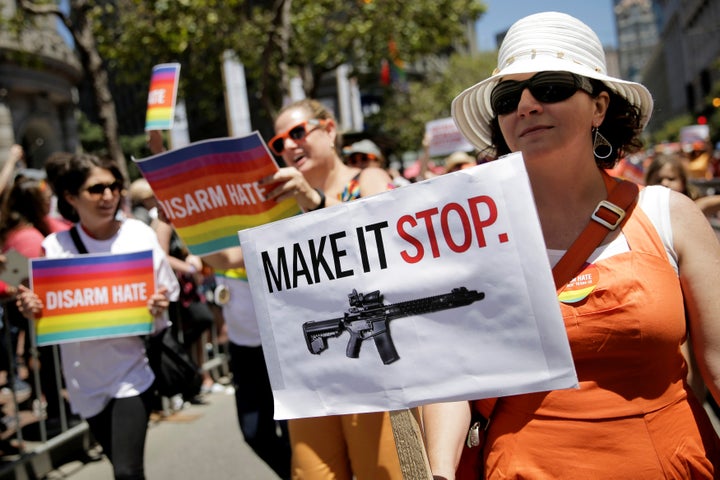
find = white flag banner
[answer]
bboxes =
[426,117,475,157]
[239,152,577,419]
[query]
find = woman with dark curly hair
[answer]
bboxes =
[16,152,179,480]
[488,81,645,170]
[0,177,52,256]
[423,11,720,479]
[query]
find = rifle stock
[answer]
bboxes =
[303,318,343,354]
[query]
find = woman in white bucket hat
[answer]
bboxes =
[423,11,720,479]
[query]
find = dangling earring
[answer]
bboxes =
[592,127,613,159]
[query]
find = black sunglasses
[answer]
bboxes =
[84,181,123,196]
[490,71,594,115]
[269,119,326,155]
[346,153,377,166]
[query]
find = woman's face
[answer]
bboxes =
[39,181,53,216]
[496,72,608,161]
[66,167,122,225]
[273,107,336,175]
[651,163,685,193]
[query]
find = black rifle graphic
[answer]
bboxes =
[302,287,485,364]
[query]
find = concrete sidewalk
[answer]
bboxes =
[44,389,282,480]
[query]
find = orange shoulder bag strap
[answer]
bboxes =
[552,170,639,289]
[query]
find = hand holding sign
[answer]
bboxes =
[28,250,157,345]
[133,134,302,256]
[259,166,326,212]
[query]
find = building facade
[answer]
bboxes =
[614,0,660,83]
[637,0,720,130]
[0,0,82,169]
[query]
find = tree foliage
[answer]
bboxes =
[4,0,488,159]
[92,0,486,142]
[368,51,497,153]
[648,113,695,145]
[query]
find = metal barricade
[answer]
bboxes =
[0,301,229,479]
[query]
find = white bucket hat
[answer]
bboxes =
[452,11,654,154]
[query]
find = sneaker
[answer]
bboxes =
[210,383,226,394]
[170,394,184,411]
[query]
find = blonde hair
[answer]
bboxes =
[277,99,343,152]
[128,178,154,205]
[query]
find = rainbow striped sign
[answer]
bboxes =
[31,250,156,346]
[145,63,181,131]
[134,133,302,256]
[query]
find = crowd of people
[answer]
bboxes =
[1,8,720,480]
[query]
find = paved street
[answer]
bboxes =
[44,389,282,480]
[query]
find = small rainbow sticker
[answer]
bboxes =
[145,63,181,131]
[558,263,599,304]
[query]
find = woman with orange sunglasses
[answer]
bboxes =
[261,99,401,480]
[264,99,393,210]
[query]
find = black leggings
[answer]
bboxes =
[229,342,291,480]
[85,389,154,480]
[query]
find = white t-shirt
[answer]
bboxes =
[547,185,677,273]
[42,218,180,418]
[214,270,261,347]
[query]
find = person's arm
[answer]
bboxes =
[0,282,17,298]
[358,166,394,197]
[259,167,325,211]
[0,256,16,299]
[671,190,720,404]
[153,219,195,273]
[147,130,166,155]
[418,132,431,181]
[148,286,171,317]
[15,285,43,320]
[203,246,245,271]
[0,145,24,195]
[694,194,720,218]
[422,401,471,480]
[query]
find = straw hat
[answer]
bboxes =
[452,11,654,153]
[444,151,475,172]
[343,139,384,160]
[128,178,154,204]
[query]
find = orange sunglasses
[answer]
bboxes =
[268,119,327,155]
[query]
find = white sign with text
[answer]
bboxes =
[239,153,577,419]
[426,117,475,157]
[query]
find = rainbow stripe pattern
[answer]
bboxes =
[31,250,155,346]
[134,133,302,256]
[145,63,180,131]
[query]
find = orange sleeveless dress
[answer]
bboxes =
[481,206,720,479]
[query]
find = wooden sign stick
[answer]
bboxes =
[389,408,433,479]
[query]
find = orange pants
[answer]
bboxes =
[288,411,402,480]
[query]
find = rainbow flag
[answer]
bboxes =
[31,250,156,346]
[145,63,181,131]
[134,133,302,256]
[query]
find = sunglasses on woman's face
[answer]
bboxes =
[269,119,327,155]
[346,153,377,166]
[83,181,123,197]
[490,71,594,115]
